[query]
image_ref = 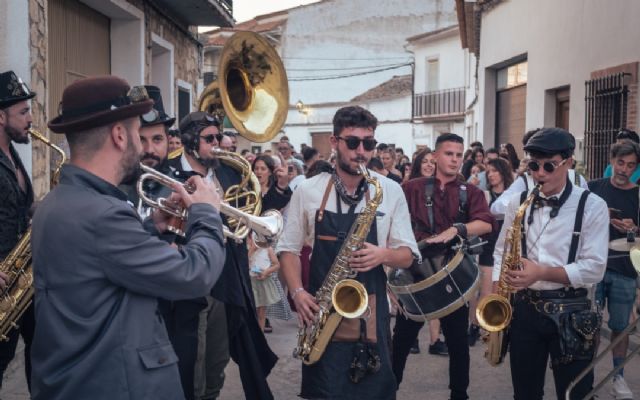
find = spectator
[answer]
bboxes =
[499,142,521,172]
[168,128,182,153]
[603,129,640,182]
[409,148,436,179]
[368,156,402,183]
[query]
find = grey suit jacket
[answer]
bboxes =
[31,164,225,400]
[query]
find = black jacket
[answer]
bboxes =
[167,156,278,400]
[0,144,33,259]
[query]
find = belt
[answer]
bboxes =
[515,288,590,315]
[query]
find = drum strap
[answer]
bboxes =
[422,178,468,235]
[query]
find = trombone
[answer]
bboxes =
[137,163,283,248]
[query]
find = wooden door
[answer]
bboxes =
[496,84,527,156]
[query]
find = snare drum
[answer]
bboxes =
[388,239,480,322]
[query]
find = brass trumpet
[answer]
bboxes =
[136,164,283,247]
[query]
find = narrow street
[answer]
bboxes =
[4,314,636,399]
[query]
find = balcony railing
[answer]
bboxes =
[414,87,466,119]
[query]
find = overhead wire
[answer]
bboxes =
[288,62,413,81]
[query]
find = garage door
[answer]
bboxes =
[496,84,526,156]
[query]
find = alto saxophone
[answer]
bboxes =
[476,184,541,365]
[0,129,66,341]
[293,165,383,365]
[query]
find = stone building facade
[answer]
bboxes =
[1,0,233,198]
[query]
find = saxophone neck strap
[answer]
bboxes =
[317,178,372,223]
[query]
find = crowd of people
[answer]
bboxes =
[0,68,639,400]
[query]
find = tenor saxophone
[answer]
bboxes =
[0,129,66,340]
[293,165,383,365]
[476,184,540,365]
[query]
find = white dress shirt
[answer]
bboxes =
[276,171,419,261]
[490,170,588,219]
[492,184,609,290]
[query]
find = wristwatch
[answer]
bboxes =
[452,223,467,238]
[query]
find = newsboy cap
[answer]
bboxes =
[523,127,575,155]
[0,71,36,109]
[48,75,154,134]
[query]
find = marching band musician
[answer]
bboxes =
[119,85,176,218]
[278,106,418,399]
[168,111,277,400]
[493,128,608,399]
[30,76,226,399]
[0,70,36,392]
[393,133,494,400]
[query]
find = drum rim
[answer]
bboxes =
[403,270,480,322]
[388,248,465,294]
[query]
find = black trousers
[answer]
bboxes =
[510,299,593,400]
[0,303,34,391]
[392,305,470,400]
[159,298,209,400]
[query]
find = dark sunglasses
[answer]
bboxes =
[528,158,568,173]
[201,133,223,144]
[337,136,377,151]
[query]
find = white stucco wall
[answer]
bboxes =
[476,0,640,149]
[0,0,32,178]
[411,29,466,94]
[280,0,457,150]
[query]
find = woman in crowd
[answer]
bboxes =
[468,157,514,345]
[409,148,436,180]
[499,142,521,173]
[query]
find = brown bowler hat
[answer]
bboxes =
[48,75,154,134]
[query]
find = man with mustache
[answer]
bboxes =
[278,106,418,399]
[166,111,277,400]
[120,85,175,217]
[0,70,36,391]
[588,139,639,400]
[30,75,226,399]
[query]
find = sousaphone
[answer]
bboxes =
[199,31,289,143]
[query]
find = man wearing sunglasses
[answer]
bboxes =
[493,127,609,400]
[166,111,278,400]
[278,105,418,399]
[490,128,589,219]
[587,140,639,400]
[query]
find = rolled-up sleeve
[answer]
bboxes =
[276,185,306,256]
[100,203,226,300]
[563,195,609,287]
[387,187,420,260]
[491,177,526,219]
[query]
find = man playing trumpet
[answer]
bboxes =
[30,76,226,399]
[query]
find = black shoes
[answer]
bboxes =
[468,324,481,347]
[409,339,420,354]
[428,339,448,356]
[264,318,273,333]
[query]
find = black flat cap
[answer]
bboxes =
[523,127,575,154]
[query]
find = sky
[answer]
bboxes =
[231,0,320,23]
[198,0,321,32]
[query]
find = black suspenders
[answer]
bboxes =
[519,190,590,263]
